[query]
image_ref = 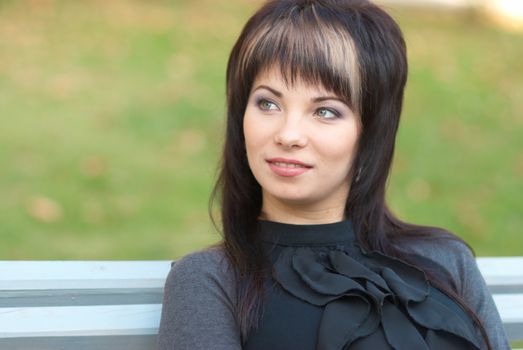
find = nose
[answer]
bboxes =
[273,113,307,149]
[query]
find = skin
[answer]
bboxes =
[243,67,361,224]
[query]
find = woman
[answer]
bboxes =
[158,0,509,349]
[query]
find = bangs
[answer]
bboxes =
[238,3,361,113]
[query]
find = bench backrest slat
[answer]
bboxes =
[0,335,156,350]
[477,257,523,294]
[0,304,161,337]
[0,261,171,290]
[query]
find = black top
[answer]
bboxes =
[243,220,482,350]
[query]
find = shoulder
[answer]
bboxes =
[161,245,238,321]
[401,236,476,294]
[166,245,236,292]
[405,236,474,263]
[158,245,243,349]
[399,235,511,348]
[163,245,239,305]
[171,245,233,275]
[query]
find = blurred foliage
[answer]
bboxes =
[0,0,521,259]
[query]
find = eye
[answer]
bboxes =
[257,98,279,111]
[315,107,341,120]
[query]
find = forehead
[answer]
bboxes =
[252,65,335,96]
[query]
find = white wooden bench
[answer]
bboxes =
[0,258,522,349]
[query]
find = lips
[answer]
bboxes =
[271,162,305,168]
[266,157,312,177]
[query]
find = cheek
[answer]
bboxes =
[317,128,359,166]
[243,112,257,151]
[243,111,266,163]
[243,109,273,151]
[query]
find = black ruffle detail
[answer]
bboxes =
[272,246,482,350]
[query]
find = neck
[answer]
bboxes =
[260,195,346,224]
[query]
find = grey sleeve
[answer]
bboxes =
[408,239,510,350]
[453,243,510,350]
[157,247,242,350]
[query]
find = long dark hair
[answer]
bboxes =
[210,0,491,348]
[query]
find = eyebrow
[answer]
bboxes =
[252,85,347,105]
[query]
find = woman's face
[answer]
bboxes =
[243,67,361,218]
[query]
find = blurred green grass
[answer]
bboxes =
[0,0,521,260]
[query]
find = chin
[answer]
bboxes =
[271,191,317,205]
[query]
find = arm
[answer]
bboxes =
[157,247,242,350]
